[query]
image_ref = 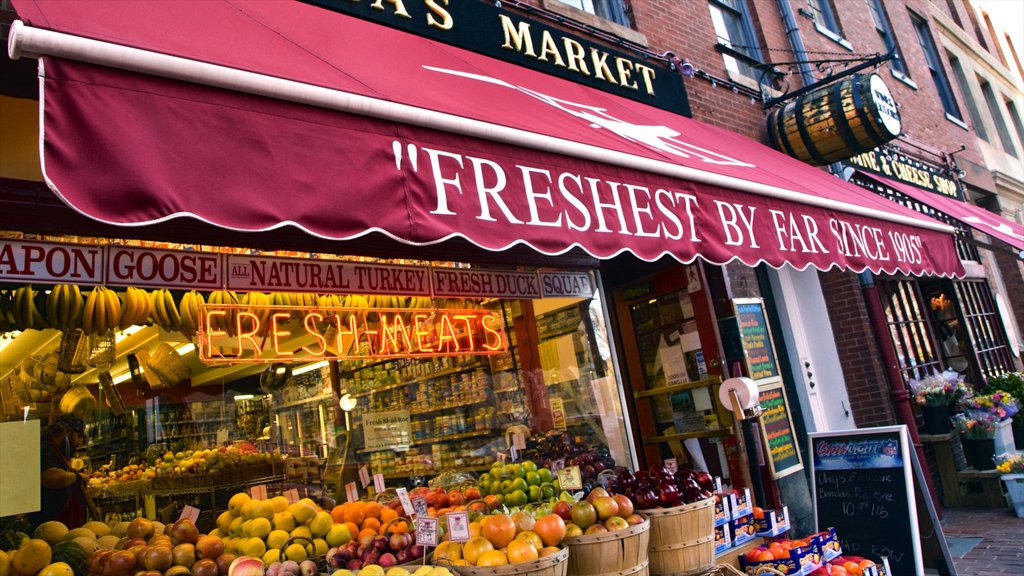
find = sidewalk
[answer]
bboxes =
[940,506,1024,575]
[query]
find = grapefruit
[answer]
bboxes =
[37,562,73,576]
[12,539,52,576]
[480,514,516,549]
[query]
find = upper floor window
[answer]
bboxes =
[866,0,908,78]
[948,55,987,141]
[807,0,841,36]
[911,12,962,121]
[708,0,762,79]
[1006,100,1024,155]
[979,79,1017,157]
[556,0,629,27]
[943,0,963,28]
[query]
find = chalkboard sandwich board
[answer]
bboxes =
[758,382,803,479]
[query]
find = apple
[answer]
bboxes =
[552,500,572,522]
[584,524,608,535]
[215,554,236,576]
[228,557,265,576]
[104,550,137,576]
[604,516,629,531]
[564,524,583,538]
[171,543,196,567]
[196,536,225,560]
[586,487,610,504]
[142,547,172,572]
[591,496,620,520]
[127,519,155,541]
[192,559,219,576]
[624,514,645,526]
[570,501,598,529]
[168,519,199,546]
[612,494,634,517]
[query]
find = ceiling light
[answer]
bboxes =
[0,332,21,353]
[235,394,255,401]
[293,361,329,375]
[112,370,135,384]
[116,325,146,342]
[175,343,196,355]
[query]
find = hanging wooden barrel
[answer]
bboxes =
[767,73,901,166]
[642,498,715,576]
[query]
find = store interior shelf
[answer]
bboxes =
[641,428,732,444]
[410,397,490,415]
[346,363,483,398]
[631,377,722,399]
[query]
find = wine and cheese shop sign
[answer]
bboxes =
[758,382,803,479]
[301,0,690,116]
[846,149,963,201]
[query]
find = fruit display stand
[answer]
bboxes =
[442,546,569,576]
[561,517,650,576]
[642,497,716,576]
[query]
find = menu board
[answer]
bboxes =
[734,299,779,382]
[757,382,803,478]
[810,427,922,576]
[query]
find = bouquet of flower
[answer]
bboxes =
[982,372,1024,426]
[952,412,998,440]
[960,392,1019,421]
[995,452,1024,475]
[908,370,968,406]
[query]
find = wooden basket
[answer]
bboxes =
[641,498,715,576]
[447,546,568,575]
[562,519,650,576]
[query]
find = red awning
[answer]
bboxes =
[6,0,964,277]
[862,174,1024,254]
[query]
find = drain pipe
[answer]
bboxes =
[859,271,942,517]
[776,0,815,84]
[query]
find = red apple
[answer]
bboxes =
[553,501,572,522]
[612,494,634,518]
[570,501,598,530]
[592,496,620,520]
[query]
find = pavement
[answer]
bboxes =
[940,506,1024,575]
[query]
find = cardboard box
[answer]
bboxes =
[754,506,791,537]
[826,557,880,576]
[714,494,731,526]
[739,542,822,576]
[714,523,732,555]
[811,527,842,562]
[730,514,757,546]
[729,487,753,519]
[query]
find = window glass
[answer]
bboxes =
[979,79,1018,156]
[807,0,841,35]
[556,0,629,27]
[709,0,762,78]
[1006,100,1024,154]
[948,56,987,140]
[866,0,909,77]
[911,13,962,120]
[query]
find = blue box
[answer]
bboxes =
[739,542,822,576]
[730,514,757,547]
[729,487,753,519]
[811,527,842,562]
[754,506,791,537]
[714,495,731,526]
[714,523,732,555]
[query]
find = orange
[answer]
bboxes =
[344,508,365,526]
[507,539,539,563]
[516,530,543,551]
[361,517,381,534]
[475,550,509,566]
[433,541,463,561]
[752,506,765,519]
[379,507,398,523]
[330,505,346,524]
[463,537,495,565]
[857,560,875,574]
[342,522,359,539]
[468,521,483,539]
[539,546,561,558]
[481,514,517,549]
[362,501,382,519]
[384,519,410,534]
[533,514,567,547]
[754,550,774,562]
[357,528,377,542]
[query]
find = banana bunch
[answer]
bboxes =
[82,286,122,335]
[207,289,239,333]
[149,288,182,332]
[118,286,153,328]
[316,293,343,310]
[45,284,85,330]
[12,285,48,331]
[0,291,17,332]
[178,289,206,337]
[239,291,271,330]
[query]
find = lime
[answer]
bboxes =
[509,489,528,507]
[538,468,553,483]
[528,485,542,502]
[491,480,504,495]
[510,477,529,494]
[525,471,541,486]
[479,473,492,485]
[540,483,555,500]
[521,460,538,473]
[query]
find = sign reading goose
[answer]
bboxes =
[197,303,507,364]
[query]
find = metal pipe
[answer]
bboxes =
[859,271,943,517]
[6,21,955,235]
[775,0,815,84]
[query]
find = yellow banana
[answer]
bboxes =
[163,289,181,330]
[82,289,97,334]
[117,289,133,329]
[93,288,106,334]
[105,288,122,333]
[66,285,83,329]
[150,288,168,330]
[46,286,60,328]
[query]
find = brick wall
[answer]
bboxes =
[817,269,898,427]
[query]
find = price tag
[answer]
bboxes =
[283,489,300,504]
[345,481,359,503]
[249,485,268,500]
[414,517,438,547]
[373,473,386,494]
[412,496,428,517]
[509,444,518,462]
[396,488,415,517]
[512,431,527,450]
[358,464,371,489]
[665,458,678,474]
[557,466,583,491]
[178,505,200,523]
[496,451,508,463]
[552,458,566,472]
[446,511,470,542]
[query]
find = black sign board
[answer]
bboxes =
[757,382,802,479]
[731,298,779,382]
[809,426,955,576]
[302,0,690,116]
[846,149,963,200]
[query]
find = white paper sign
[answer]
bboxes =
[557,466,583,490]
[509,444,518,462]
[412,496,428,517]
[179,505,200,523]
[345,481,359,503]
[512,431,527,450]
[396,488,415,517]
[373,473,386,494]
[362,410,412,452]
[250,485,268,500]
[0,420,39,517]
[359,464,371,488]
[415,517,438,547]
[283,489,300,504]
[446,511,471,542]
[665,458,678,474]
[552,458,566,471]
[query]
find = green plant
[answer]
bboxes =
[953,413,998,440]
[982,372,1024,426]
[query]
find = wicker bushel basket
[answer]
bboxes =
[642,497,716,576]
[447,546,568,576]
[562,518,650,576]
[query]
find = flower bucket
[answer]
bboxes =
[994,419,1017,455]
[1002,473,1024,518]
[962,438,996,470]
[921,404,953,435]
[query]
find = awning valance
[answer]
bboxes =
[860,173,1024,255]
[6,0,964,277]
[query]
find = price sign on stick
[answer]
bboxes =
[396,488,415,517]
[665,458,678,474]
[179,505,200,523]
[510,444,518,462]
[412,496,428,517]
[283,489,300,504]
[415,517,438,547]
[552,458,566,471]
[358,464,371,488]
[447,511,470,542]
[373,473,386,494]
[345,481,358,503]
[557,466,583,491]
[250,485,268,500]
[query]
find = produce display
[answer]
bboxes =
[610,466,716,509]
[476,460,557,507]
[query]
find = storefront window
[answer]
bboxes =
[877,278,943,382]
